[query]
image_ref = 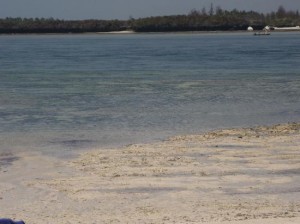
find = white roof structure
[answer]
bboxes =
[274,26,300,31]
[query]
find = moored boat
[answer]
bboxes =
[254,31,271,36]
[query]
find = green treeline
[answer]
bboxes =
[0,5,299,33]
[132,5,300,32]
[0,18,127,33]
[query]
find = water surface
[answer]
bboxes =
[0,32,299,157]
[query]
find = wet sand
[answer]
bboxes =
[1,123,300,223]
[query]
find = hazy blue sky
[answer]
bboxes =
[1,0,300,20]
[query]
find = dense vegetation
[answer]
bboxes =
[0,18,127,33]
[0,5,299,33]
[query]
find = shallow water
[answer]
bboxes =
[0,32,300,157]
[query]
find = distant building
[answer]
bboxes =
[274,26,300,31]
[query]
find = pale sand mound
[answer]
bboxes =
[1,123,300,223]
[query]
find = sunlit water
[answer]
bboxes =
[0,32,300,157]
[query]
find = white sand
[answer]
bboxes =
[97,30,135,34]
[1,123,300,223]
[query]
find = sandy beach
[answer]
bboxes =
[1,123,300,224]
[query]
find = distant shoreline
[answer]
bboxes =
[1,29,300,36]
[1,6,299,35]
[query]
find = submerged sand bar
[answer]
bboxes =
[1,123,300,223]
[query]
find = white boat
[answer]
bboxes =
[251,25,271,36]
[254,31,270,36]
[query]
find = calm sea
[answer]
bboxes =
[0,32,300,157]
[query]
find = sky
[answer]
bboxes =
[1,0,300,20]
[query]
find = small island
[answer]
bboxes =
[0,5,299,34]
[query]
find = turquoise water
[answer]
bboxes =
[0,32,300,156]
